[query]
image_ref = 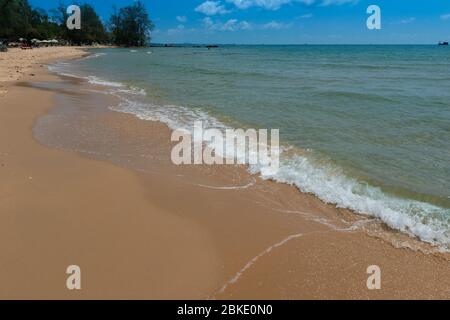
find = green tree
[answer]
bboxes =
[0,0,33,40]
[51,2,108,45]
[109,1,154,47]
[0,0,115,45]
[50,0,68,26]
[0,0,64,42]
[68,3,108,45]
[29,7,60,40]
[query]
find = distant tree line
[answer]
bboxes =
[0,0,154,46]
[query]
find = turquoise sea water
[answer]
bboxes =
[50,45,450,247]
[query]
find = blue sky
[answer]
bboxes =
[30,0,450,44]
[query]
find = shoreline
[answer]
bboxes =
[1,47,450,299]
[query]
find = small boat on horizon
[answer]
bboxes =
[438,41,449,46]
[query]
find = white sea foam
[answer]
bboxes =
[83,52,106,59]
[264,155,450,246]
[86,76,125,88]
[111,97,224,133]
[196,181,255,190]
[114,87,147,96]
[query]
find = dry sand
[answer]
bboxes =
[0,47,87,97]
[0,47,449,299]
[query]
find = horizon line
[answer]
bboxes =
[150,43,446,46]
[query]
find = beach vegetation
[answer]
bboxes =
[52,2,108,45]
[0,0,58,40]
[0,0,154,47]
[109,1,154,47]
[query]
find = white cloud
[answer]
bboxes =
[202,17,252,31]
[176,16,187,22]
[262,21,293,29]
[194,0,357,19]
[225,0,354,10]
[238,21,253,30]
[202,17,215,29]
[320,0,358,6]
[195,1,230,16]
[202,18,296,32]
[441,14,450,20]
[226,0,297,10]
[223,19,252,31]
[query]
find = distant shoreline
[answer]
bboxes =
[149,43,448,47]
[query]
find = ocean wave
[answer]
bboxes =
[49,61,147,95]
[111,97,225,132]
[86,76,125,88]
[116,96,450,248]
[263,154,450,246]
[83,52,107,60]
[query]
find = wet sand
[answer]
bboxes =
[0,49,449,299]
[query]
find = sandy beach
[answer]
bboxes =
[1,47,450,299]
[0,47,88,97]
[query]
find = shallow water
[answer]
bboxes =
[48,45,450,247]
